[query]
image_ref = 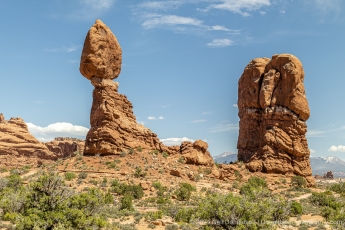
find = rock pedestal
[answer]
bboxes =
[237,54,314,184]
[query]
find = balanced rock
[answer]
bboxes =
[80,20,165,155]
[0,114,57,160]
[237,54,314,184]
[45,137,84,158]
[80,19,122,80]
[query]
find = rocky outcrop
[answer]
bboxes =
[45,137,84,158]
[237,54,314,184]
[180,140,214,166]
[0,114,57,160]
[80,20,167,155]
[324,171,334,179]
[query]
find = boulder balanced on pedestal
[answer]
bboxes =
[80,20,164,155]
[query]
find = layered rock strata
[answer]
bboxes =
[45,137,84,158]
[0,114,57,160]
[237,54,314,184]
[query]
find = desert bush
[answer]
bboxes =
[134,166,147,178]
[240,176,269,198]
[174,183,196,201]
[120,194,134,211]
[145,210,163,221]
[162,151,169,158]
[178,157,185,163]
[110,180,144,199]
[6,174,23,191]
[290,201,303,216]
[64,172,76,181]
[291,176,306,188]
[329,182,345,195]
[165,224,178,230]
[0,172,113,229]
[194,191,290,229]
[78,171,88,179]
[152,181,168,197]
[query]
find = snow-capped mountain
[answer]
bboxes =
[213,152,238,164]
[213,153,345,177]
[309,156,345,177]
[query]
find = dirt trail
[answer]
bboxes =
[289,193,312,201]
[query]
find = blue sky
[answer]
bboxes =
[1,0,345,159]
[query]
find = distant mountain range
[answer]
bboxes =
[213,153,345,177]
[213,152,238,164]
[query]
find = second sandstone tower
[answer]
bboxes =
[237,54,314,183]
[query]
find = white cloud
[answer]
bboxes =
[210,25,232,31]
[312,0,342,12]
[309,149,315,153]
[259,10,266,15]
[202,111,213,115]
[27,122,89,142]
[306,130,324,137]
[211,123,239,132]
[142,14,203,29]
[68,0,114,20]
[148,116,156,120]
[137,120,147,125]
[43,45,81,53]
[280,10,285,14]
[233,103,238,108]
[139,1,182,11]
[203,0,271,16]
[158,116,164,120]
[80,0,113,10]
[207,38,234,47]
[191,119,207,123]
[160,137,195,146]
[328,145,345,152]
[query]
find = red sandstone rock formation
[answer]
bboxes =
[80,20,173,155]
[79,19,214,168]
[0,114,57,160]
[45,137,84,158]
[237,54,314,185]
[180,140,214,166]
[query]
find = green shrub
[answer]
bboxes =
[329,182,345,194]
[64,172,76,181]
[110,180,144,199]
[104,191,114,204]
[137,146,143,152]
[178,157,185,163]
[174,183,196,201]
[6,174,23,191]
[240,176,269,197]
[291,176,306,188]
[162,151,169,158]
[290,201,303,216]
[134,166,147,178]
[194,191,290,229]
[0,172,110,229]
[165,224,178,230]
[146,210,162,221]
[78,171,88,179]
[120,194,134,211]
